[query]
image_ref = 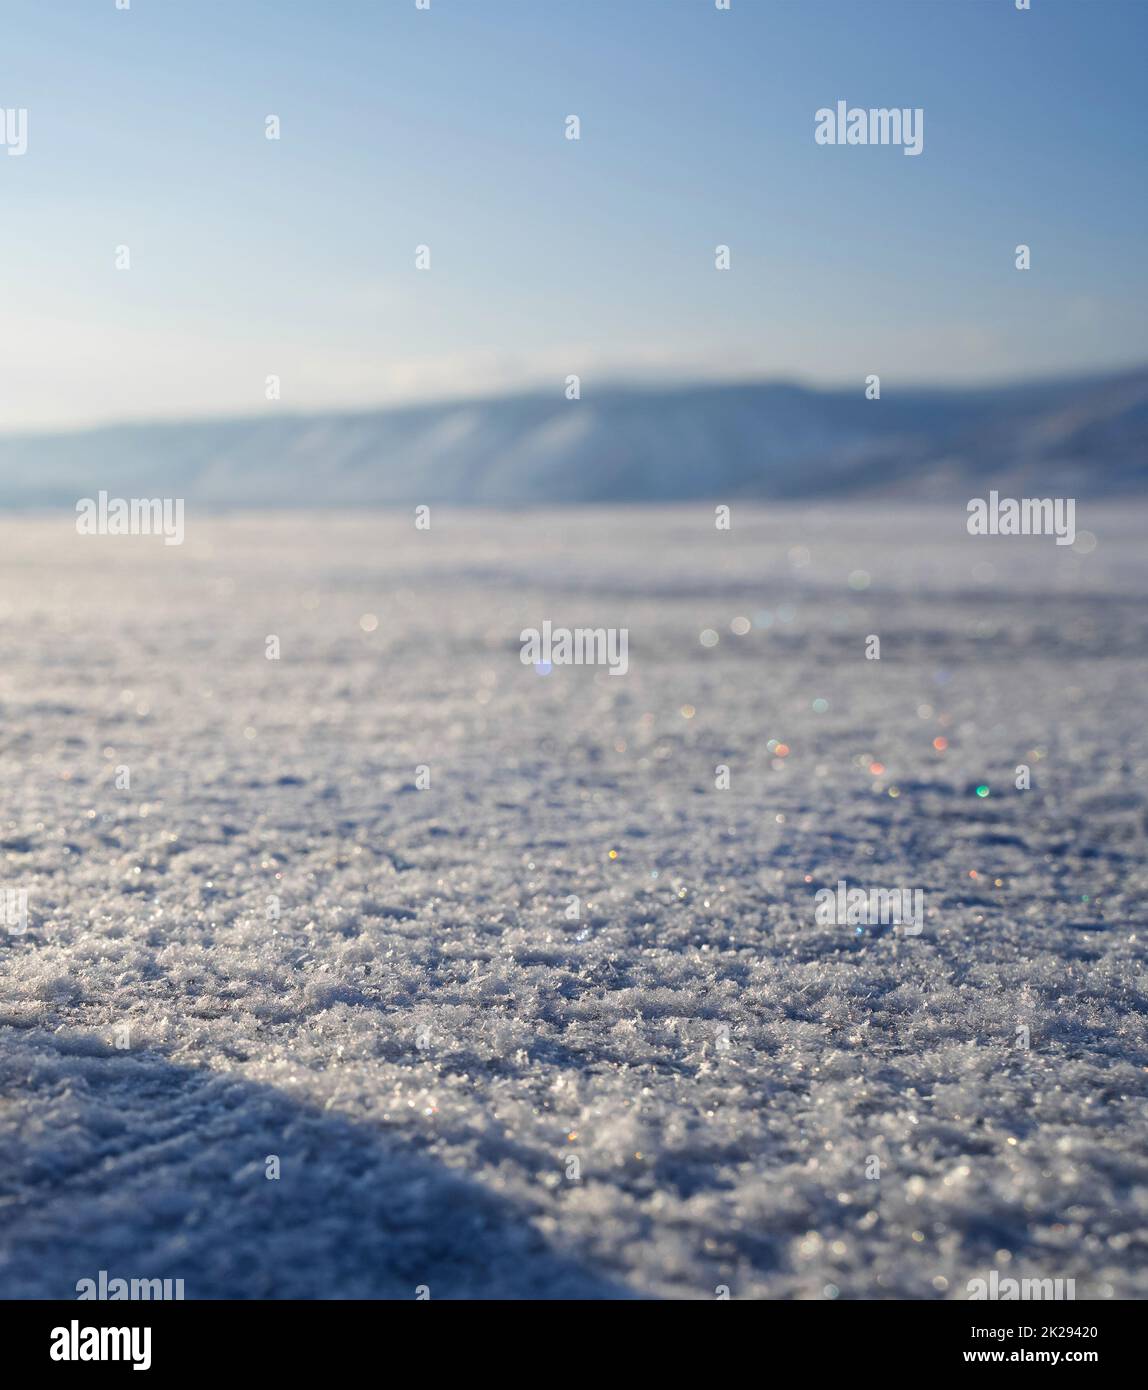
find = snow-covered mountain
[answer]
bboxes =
[1,366,1146,507]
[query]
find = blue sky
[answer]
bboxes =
[1,0,1145,429]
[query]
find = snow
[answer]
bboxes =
[1,503,1146,1299]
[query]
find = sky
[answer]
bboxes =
[1,0,1145,431]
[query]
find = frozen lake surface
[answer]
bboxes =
[1,504,1146,1299]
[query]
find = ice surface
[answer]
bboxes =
[0,504,1146,1299]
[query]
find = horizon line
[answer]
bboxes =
[2,358,1145,442]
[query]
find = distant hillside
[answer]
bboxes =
[1,367,1146,507]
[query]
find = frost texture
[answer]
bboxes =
[0,507,1145,1299]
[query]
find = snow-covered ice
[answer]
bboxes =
[1,504,1146,1299]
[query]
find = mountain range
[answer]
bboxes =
[1,366,1145,507]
